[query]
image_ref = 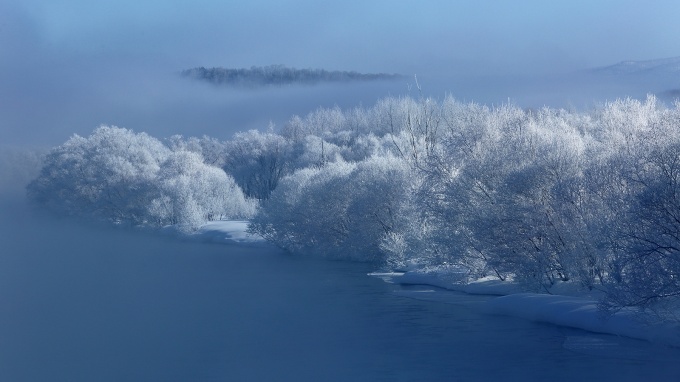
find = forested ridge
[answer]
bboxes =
[28,94,680,317]
[180,65,404,87]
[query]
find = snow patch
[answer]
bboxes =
[389,267,523,295]
[193,220,265,244]
[464,277,524,295]
[160,220,266,245]
[387,265,470,291]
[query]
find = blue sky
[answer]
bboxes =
[4,0,680,75]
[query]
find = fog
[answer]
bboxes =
[3,1,680,148]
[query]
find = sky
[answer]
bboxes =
[6,0,680,74]
[2,0,680,146]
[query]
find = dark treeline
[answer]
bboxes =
[180,65,404,87]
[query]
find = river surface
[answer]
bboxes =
[1,200,679,382]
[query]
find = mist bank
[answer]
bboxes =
[0,66,408,148]
[0,146,43,201]
[3,57,680,149]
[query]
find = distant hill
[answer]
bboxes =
[587,57,680,101]
[181,65,404,87]
[592,56,680,76]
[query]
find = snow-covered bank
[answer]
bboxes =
[194,220,265,244]
[161,220,266,245]
[488,293,680,347]
[373,268,680,348]
[387,267,524,296]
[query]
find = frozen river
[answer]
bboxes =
[1,199,679,381]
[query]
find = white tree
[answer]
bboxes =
[27,126,169,224]
[28,126,254,232]
[600,100,680,314]
[250,159,356,253]
[223,129,294,200]
[251,153,419,263]
[167,135,229,167]
[149,150,255,232]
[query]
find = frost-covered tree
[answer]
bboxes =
[414,101,606,289]
[250,160,357,255]
[27,126,170,224]
[223,130,294,199]
[610,144,680,309]
[598,99,680,313]
[342,155,418,262]
[280,106,348,145]
[251,154,417,262]
[167,135,230,167]
[148,150,255,232]
[28,126,253,231]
